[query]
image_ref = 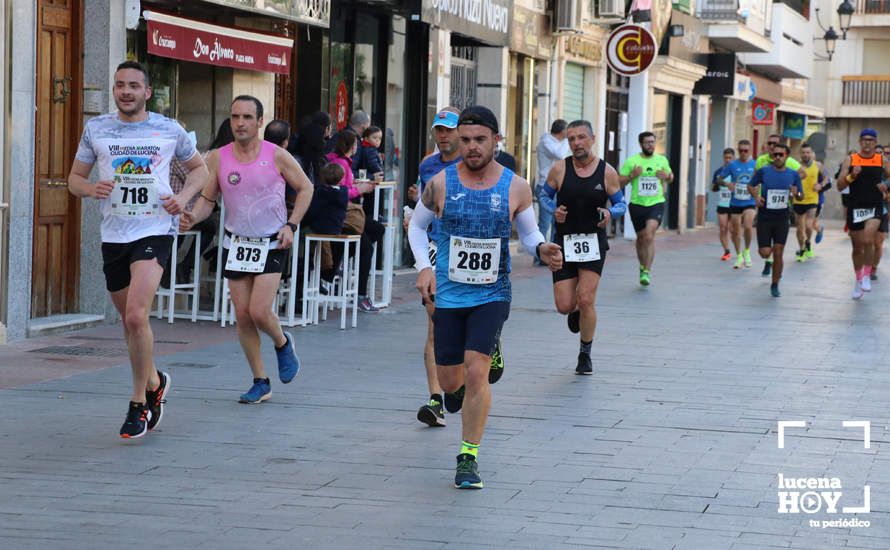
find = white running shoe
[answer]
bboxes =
[852,279,864,300]
[861,275,872,292]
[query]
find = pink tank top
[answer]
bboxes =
[218,140,288,237]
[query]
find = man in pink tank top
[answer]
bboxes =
[183,95,313,403]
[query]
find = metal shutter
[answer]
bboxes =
[563,63,585,122]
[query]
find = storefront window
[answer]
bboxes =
[330,42,353,130]
[126,28,177,119]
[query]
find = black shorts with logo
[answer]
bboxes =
[729,205,756,215]
[102,235,174,292]
[846,205,883,232]
[756,214,790,248]
[629,203,665,232]
[433,300,510,366]
[222,246,288,280]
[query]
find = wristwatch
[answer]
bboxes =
[285,222,298,233]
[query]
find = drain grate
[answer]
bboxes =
[29,345,127,358]
[165,361,216,369]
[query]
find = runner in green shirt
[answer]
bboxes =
[755,133,802,172]
[619,131,673,286]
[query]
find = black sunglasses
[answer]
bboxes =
[773,153,787,158]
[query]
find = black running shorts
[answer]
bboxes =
[433,301,509,366]
[756,216,790,248]
[629,203,664,233]
[102,235,174,292]
[222,247,289,280]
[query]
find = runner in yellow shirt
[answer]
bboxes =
[792,143,825,261]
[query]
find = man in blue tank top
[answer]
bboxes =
[408,106,563,489]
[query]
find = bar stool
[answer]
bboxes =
[301,234,361,330]
[155,230,201,323]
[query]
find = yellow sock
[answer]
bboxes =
[460,440,479,458]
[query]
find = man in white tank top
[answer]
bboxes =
[183,96,313,404]
[68,61,210,439]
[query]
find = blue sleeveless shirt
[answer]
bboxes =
[436,164,513,308]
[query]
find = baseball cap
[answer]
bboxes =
[458,106,499,135]
[431,110,459,129]
[861,128,878,139]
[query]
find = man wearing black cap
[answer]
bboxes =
[408,105,563,489]
[838,128,890,299]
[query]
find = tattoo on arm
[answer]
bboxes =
[421,182,436,210]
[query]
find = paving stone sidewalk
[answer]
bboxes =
[3,224,890,549]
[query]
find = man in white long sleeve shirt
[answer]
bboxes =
[535,120,569,249]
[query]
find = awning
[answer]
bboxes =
[144,11,293,75]
[777,100,824,119]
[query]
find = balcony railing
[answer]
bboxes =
[698,0,744,20]
[842,75,890,104]
[856,0,890,14]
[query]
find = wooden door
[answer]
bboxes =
[32,0,82,317]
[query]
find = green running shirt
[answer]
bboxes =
[620,153,672,207]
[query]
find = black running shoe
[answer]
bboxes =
[417,398,446,427]
[761,261,772,277]
[575,353,593,375]
[567,310,580,334]
[443,386,465,413]
[145,370,171,431]
[120,401,151,439]
[454,454,483,489]
[488,340,504,384]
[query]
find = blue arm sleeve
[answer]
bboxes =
[608,189,626,218]
[537,183,557,211]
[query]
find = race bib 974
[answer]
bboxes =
[766,189,789,210]
[448,236,500,284]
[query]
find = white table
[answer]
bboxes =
[367,181,397,308]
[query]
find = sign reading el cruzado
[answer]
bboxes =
[421,0,512,47]
[605,24,657,76]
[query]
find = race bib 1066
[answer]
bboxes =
[853,208,876,224]
[448,236,500,284]
[225,236,270,273]
[111,174,159,217]
[563,233,601,262]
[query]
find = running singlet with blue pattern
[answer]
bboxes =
[435,164,513,308]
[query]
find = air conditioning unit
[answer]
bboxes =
[598,0,625,19]
[555,0,582,32]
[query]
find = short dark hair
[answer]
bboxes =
[319,163,345,186]
[769,134,781,140]
[334,130,357,157]
[567,120,594,136]
[773,143,791,154]
[264,119,291,146]
[311,110,331,129]
[738,139,751,147]
[723,148,735,156]
[115,60,150,86]
[550,119,568,134]
[363,125,382,139]
[232,95,264,119]
[639,131,655,144]
[801,142,812,150]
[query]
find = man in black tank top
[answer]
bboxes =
[541,120,625,375]
[838,128,890,300]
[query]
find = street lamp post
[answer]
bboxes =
[837,0,855,40]
[823,26,839,61]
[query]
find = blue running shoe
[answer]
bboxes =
[276,332,300,383]
[454,454,483,489]
[770,283,781,298]
[239,378,271,404]
[815,224,824,244]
